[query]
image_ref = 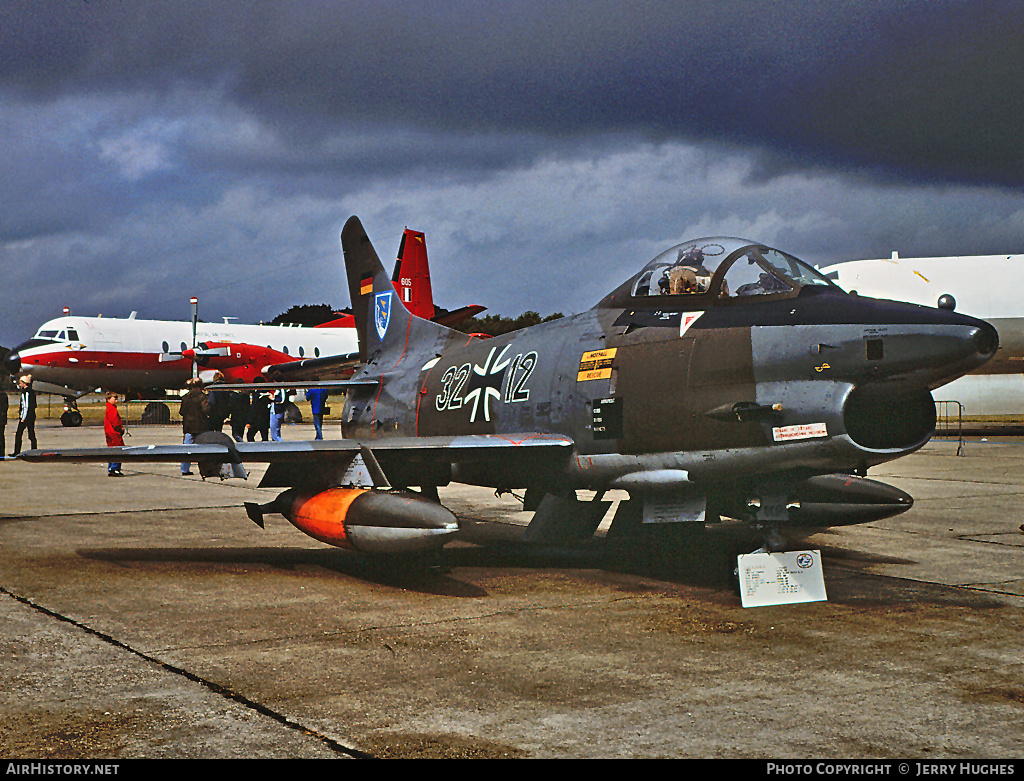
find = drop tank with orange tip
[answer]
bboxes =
[244,487,460,554]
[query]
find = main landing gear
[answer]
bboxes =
[60,398,83,427]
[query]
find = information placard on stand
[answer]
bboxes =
[738,550,828,608]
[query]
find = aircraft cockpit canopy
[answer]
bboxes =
[624,238,840,304]
[35,325,80,342]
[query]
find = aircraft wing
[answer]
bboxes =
[17,433,576,489]
[210,378,379,391]
[432,305,487,327]
[19,379,96,399]
[17,433,573,464]
[260,351,362,382]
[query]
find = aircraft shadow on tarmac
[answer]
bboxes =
[1,503,994,605]
[73,544,489,598]
[15,495,1010,609]
[72,519,756,598]
[67,515,1001,607]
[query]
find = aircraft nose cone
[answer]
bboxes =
[2,349,21,375]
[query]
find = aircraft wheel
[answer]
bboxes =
[140,402,171,425]
[60,410,83,427]
[283,401,303,424]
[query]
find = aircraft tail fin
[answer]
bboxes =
[392,228,435,320]
[341,216,454,365]
[391,226,487,327]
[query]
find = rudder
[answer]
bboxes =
[341,216,452,365]
[392,228,435,320]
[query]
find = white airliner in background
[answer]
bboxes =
[2,228,484,423]
[820,252,1024,419]
[2,310,356,397]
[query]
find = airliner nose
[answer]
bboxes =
[1,349,20,375]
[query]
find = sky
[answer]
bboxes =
[2,0,1023,347]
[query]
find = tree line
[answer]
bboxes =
[269,303,564,336]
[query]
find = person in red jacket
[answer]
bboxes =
[104,391,125,477]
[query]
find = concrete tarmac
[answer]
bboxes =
[2,422,1023,759]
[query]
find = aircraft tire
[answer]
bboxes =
[140,402,171,425]
[60,410,83,427]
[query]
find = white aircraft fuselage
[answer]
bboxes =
[3,313,357,395]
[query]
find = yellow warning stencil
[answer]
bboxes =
[577,348,617,381]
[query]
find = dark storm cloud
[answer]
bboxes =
[1,1,1023,350]
[2,0,1022,186]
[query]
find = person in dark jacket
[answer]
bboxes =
[12,375,37,456]
[246,382,270,442]
[205,372,229,431]
[0,383,8,457]
[178,377,211,475]
[104,391,125,477]
[228,390,250,442]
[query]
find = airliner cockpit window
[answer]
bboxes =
[37,330,58,339]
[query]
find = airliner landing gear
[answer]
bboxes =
[60,398,83,427]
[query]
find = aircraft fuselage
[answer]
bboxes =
[343,258,995,503]
[3,315,356,394]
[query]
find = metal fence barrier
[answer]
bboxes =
[121,398,311,425]
[934,399,965,456]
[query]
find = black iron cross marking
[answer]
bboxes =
[464,344,512,423]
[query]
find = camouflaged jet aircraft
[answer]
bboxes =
[18,217,998,558]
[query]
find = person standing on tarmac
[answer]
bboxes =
[305,387,329,440]
[205,372,229,431]
[104,391,126,477]
[228,388,250,443]
[269,387,289,441]
[178,377,211,476]
[0,382,8,457]
[11,374,37,456]
[246,381,271,442]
